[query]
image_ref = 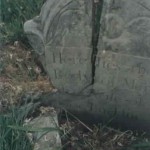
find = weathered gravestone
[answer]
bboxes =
[24,0,150,132]
[24,0,93,94]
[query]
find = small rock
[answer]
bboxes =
[27,110,62,150]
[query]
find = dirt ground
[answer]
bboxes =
[0,42,149,150]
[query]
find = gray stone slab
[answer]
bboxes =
[94,0,150,125]
[24,0,93,94]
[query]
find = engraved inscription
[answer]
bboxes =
[45,47,92,93]
[94,51,150,109]
[95,52,150,92]
[50,52,89,65]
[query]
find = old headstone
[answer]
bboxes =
[24,0,93,94]
[24,0,150,132]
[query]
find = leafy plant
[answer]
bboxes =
[0,0,44,44]
[0,103,35,150]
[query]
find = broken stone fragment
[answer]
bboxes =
[26,109,61,150]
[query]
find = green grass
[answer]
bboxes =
[0,103,59,150]
[0,104,35,150]
[0,115,33,150]
[0,0,44,44]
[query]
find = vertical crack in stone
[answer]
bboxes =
[91,0,103,84]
